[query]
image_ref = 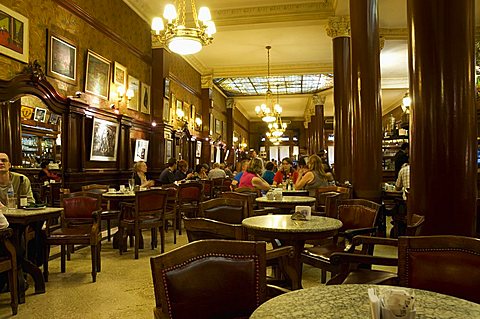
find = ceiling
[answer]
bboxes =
[124,0,480,122]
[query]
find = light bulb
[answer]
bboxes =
[152,17,164,33]
[163,4,177,22]
[198,7,211,22]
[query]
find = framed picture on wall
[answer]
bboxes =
[165,139,173,162]
[196,141,202,158]
[47,30,77,85]
[163,98,170,122]
[134,139,149,162]
[49,113,61,125]
[20,106,34,120]
[34,107,47,122]
[85,50,111,99]
[215,119,222,135]
[140,82,151,114]
[0,3,29,63]
[90,118,119,161]
[127,75,139,110]
[113,61,127,87]
[164,77,170,98]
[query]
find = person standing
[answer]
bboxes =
[394,143,409,179]
[0,153,35,206]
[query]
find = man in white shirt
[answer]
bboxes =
[208,162,226,180]
[395,163,410,199]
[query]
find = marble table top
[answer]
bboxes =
[256,196,316,204]
[251,284,480,319]
[3,206,63,218]
[102,192,136,198]
[242,215,342,233]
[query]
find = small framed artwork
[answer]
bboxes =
[176,99,183,114]
[113,61,127,87]
[190,104,195,119]
[196,141,202,158]
[163,98,170,122]
[49,113,61,125]
[165,139,173,162]
[47,30,77,85]
[85,50,111,99]
[164,77,170,98]
[183,102,190,120]
[0,3,29,63]
[20,106,34,120]
[134,139,149,162]
[140,82,151,114]
[34,107,47,122]
[127,75,139,110]
[90,118,119,161]
[215,119,222,135]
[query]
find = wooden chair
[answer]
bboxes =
[82,184,120,242]
[118,189,169,258]
[314,186,351,215]
[176,182,203,230]
[398,235,480,304]
[0,228,18,315]
[327,214,425,286]
[150,240,286,319]
[199,197,248,224]
[302,199,381,283]
[183,216,245,241]
[160,186,178,245]
[199,179,214,200]
[44,192,102,282]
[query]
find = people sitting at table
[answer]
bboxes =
[222,163,234,178]
[232,159,250,187]
[208,162,226,180]
[0,152,35,206]
[189,164,208,180]
[174,160,194,181]
[273,157,299,187]
[262,161,275,185]
[132,161,155,188]
[158,158,177,185]
[38,160,61,183]
[294,154,329,196]
[239,158,270,191]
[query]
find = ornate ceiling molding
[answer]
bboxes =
[326,16,350,38]
[212,63,333,78]
[201,75,214,89]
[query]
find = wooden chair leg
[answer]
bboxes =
[7,263,18,315]
[151,228,157,249]
[173,218,177,245]
[90,245,97,282]
[97,242,101,272]
[134,228,140,259]
[160,225,165,253]
[118,226,124,255]
[43,244,50,282]
[61,245,66,273]
[106,219,111,241]
[321,269,327,284]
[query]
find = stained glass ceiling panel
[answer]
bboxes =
[214,74,334,96]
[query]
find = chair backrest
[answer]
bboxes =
[61,192,102,222]
[177,182,203,204]
[398,235,480,304]
[183,216,245,241]
[199,179,214,199]
[405,214,425,236]
[150,240,266,319]
[235,187,262,197]
[81,184,109,194]
[336,199,381,231]
[199,198,248,224]
[135,189,168,219]
[221,191,256,217]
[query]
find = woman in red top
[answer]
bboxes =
[273,157,298,186]
[239,158,270,191]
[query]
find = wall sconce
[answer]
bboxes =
[176,108,185,121]
[401,92,411,113]
[117,85,126,101]
[233,136,239,143]
[195,116,202,130]
[152,120,157,127]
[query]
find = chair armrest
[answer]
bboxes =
[343,227,377,240]
[352,235,399,247]
[266,246,294,261]
[266,284,291,299]
[329,252,398,267]
[253,207,282,216]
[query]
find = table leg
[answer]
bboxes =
[22,259,45,294]
[281,240,306,290]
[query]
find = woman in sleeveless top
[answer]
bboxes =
[294,154,329,196]
[239,158,270,191]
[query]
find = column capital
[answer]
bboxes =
[326,16,350,39]
[379,36,385,51]
[201,74,214,89]
[226,98,236,109]
[312,94,326,106]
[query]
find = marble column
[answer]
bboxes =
[311,114,317,154]
[201,75,214,165]
[326,16,352,183]
[313,95,326,153]
[407,0,476,236]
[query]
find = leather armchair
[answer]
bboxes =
[199,198,248,224]
[0,228,18,315]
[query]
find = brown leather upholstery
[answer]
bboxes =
[44,192,102,282]
[199,198,248,224]
[398,235,480,304]
[199,180,214,199]
[150,240,267,319]
[0,228,18,315]
[161,186,178,244]
[176,182,203,220]
[183,216,245,241]
[315,186,352,214]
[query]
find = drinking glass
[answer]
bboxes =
[128,178,135,193]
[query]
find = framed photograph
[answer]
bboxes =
[47,31,77,85]
[34,107,47,122]
[215,119,222,135]
[20,106,34,120]
[113,61,127,87]
[164,77,170,98]
[165,139,173,162]
[85,50,111,100]
[134,139,149,162]
[163,98,170,122]
[140,82,151,114]
[196,141,202,158]
[0,4,29,63]
[127,75,139,110]
[49,113,61,125]
[90,118,119,161]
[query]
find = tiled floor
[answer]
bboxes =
[0,221,397,318]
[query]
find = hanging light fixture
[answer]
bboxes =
[151,0,216,55]
[255,46,283,123]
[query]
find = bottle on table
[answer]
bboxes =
[7,183,16,209]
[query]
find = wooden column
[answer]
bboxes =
[313,95,326,152]
[327,16,352,183]
[408,0,476,236]
[200,86,212,165]
[226,99,234,164]
[310,114,317,154]
[350,0,383,201]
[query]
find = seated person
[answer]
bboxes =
[208,162,226,180]
[158,158,177,185]
[0,202,8,229]
[189,164,208,180]
[132,161,155,188]
[0,153,35,206]
[262,161,275,185]
[273,157,299,187]
[294,154,329,196]
[38,160,61,183]
[174,160,194,181]
[239,158,270,191]
[232,159,250,187]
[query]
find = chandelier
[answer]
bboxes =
[151,0,216,55]
[255,46,283,123]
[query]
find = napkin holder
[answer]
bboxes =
[291,206,311,221]
[368,288,416,319]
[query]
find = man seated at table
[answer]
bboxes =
[158,158,177,185]
[208,162,226,180]
[174,160,194,181]
[0,153,35,206]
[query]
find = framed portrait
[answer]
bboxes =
[34,107,47,122]
[90,118,119,161]
[215,119,222,135]
[20,106,34,120]
[183,102,190,120]
[85,50,111,100]
[164,77,170,98]
[49,113,61,125]
[140,82,151,114]
[163,98,170,122]
[0,4,29,63]
[127,75,139,110]
[134,139,149,162]
[113,61,127,87]
[165,139,173,162]
[47,31,77,85]
[196,141,202,158]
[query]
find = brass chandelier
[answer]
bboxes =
[151,0,216,55]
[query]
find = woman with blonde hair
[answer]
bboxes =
[294,154,329,196]
[239,157,270,191]
[133,161,155,188]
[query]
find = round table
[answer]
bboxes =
[251,284,480,319]
[282,189,309,196]
[256,195,316,214]
[242,215,342,290]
